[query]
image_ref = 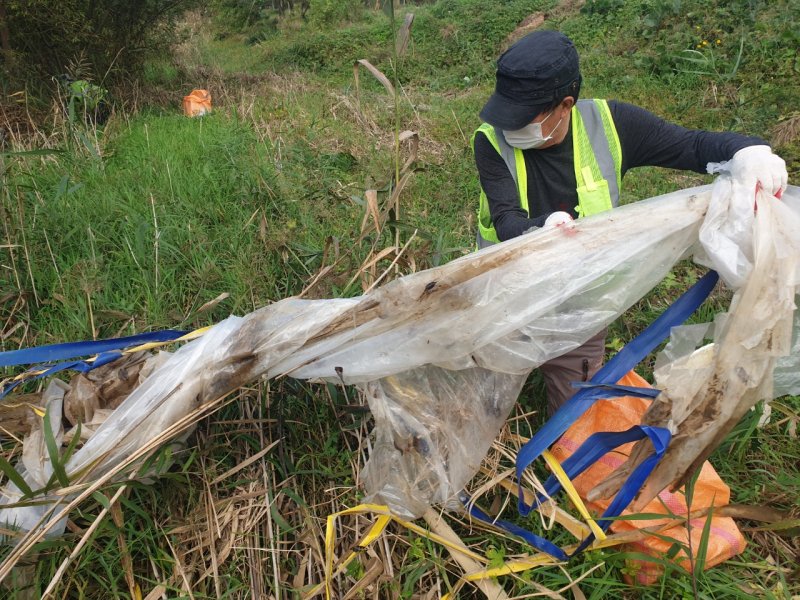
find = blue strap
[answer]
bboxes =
[0,330,188,400]
[568,382,660,398]
[541,425,665,499]
[516,270,718,516]
[0,350,126,399]
[466,424,671,561]
[540,425,671,553]
[461,493,569,561]
[0,330,187,367]
[571,425,671,554]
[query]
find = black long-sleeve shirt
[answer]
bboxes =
[474,100,766,241]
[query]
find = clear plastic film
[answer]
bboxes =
[656,182,800,399]
[3,183,799,531]
[591,181,800,507]
[360,368,528,518]
[772,190,800,397]
[0,380,69,539]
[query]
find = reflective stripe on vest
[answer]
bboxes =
[472,99,622,244]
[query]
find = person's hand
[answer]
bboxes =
[730,145,788,198]
[544,211,574,228]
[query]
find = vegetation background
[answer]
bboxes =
[1,0,798,597]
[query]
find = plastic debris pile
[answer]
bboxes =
[1,177,798,544]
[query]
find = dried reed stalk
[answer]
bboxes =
[422,508,510,600]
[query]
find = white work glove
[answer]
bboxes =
[544,211,574,228]
[729,145,788,198]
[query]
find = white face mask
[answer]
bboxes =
[503,110,562,150]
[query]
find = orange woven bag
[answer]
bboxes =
[550,370,746,585]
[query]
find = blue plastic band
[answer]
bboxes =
[568,382,661,398]
[572,425,671,555]
[540,425,670,514]
[464,423,671,562]
[516,270,718,516]
[0,330,187,367]
[462,494,569,561]
[0,350,126,399]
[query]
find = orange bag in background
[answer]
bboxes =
[182,89,212,117]
[550,370,746,585]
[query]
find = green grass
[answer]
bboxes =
[1,0,799,597]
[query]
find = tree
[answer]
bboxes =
[0,0,198,92]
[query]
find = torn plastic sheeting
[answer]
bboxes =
[590,180,800,508]
[286,188,709,381]
[0,380,69,538]
[656,290,800,400]
[765,191,800,398]
[0,185,708,533]
[1,184,798,537]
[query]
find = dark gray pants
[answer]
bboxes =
[538,328,607,416]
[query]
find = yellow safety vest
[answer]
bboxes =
[472,99,623,244]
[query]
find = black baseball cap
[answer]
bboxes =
[480,30,582,130]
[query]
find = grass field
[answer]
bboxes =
[1,0,799,597]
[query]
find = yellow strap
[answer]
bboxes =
[313,491,645,597]
[541,450,606,542]
[323,514,336,599]
[122,326,210,354]
[360,513,392,547]
[315,476,616,596]
[466,553,558,580]
[464,532,638,583]
[464,526,650,584]
[316,509,392,600]
[317,503,488,600]
[322,504,393,598]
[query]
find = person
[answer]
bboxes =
[473,30,788,416]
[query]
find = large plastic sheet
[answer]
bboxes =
[590,181,800,507]
[770,192,800,397]
[2,183,798,535]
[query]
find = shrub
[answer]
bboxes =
[0,0,199,94]
[307,0,363,26]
